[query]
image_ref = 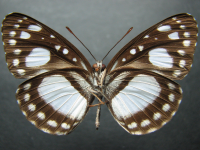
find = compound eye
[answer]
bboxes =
[92,63,98,68]
[101,64,106,71]
[92,63,100,72]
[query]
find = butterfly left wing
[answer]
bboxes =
[2,12,92,79]
[16,68,94,135]
[104,68,182,135]
[106,13,198,80]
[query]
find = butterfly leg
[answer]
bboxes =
[95,104,101,130]
[87,88,106,107]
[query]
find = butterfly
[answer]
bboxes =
[1,13,198,135]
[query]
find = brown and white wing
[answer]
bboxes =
[106,13,198,80]
[104,68,182,135]
[1,12,92,79]
[16,68,94,135]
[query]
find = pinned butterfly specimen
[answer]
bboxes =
[1,13,198,135]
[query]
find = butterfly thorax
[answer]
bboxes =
[92,61,106,91]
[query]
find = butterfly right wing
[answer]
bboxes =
[2,12,92,79]
[104,68,182,135]
[16,68,94,135]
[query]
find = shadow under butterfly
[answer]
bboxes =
[1,12,198,135]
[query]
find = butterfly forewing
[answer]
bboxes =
[104,68,182,135]
[2,13,92,79]
[107,13,198,80]
[16,68,94,135]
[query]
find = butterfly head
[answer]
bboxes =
[92,61,106,72]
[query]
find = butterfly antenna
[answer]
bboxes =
[66,27,97,61]
[102,27,133,61]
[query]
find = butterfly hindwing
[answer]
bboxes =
[16,68,94,135]
[2,12,92,79]
[104,68,182,135]
[107,13,198,80]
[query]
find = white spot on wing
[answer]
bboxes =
[9,31,16,37]
[14,24,20,28]
[153,112,161,120]
[168,83,175,90]
[179,60,186,68]
[28,25,42,31]
[130,49,136,55]
[173,70,181,77]
[177,50,185,56]
[14,49,22,55]
[28,103,36,111]
[149,48,173,68]
[122,58,126,62]
[128,122,137,129]
[50,35,55,38]
[47,120,57,127]
[172,17,177,20]
[24,93,30,101]
[141,119,150,127]
[162,104,170,112]
[157,25,171,32]
[73,58,77,62]
[138,45,144,51]
[24,83,31,90]
[168,32,179,40]
[61,123,70,129]
[37,112,45,120]
[17,69,25,75]
[63,48,69,54]
[26,48,50,67]
[168,93,175,102]
[13,59,19,66]
[9,39,17,45]
[56,131,68,135]
[55,45,61,50]
[144,35,149,38]
[180,25,186,29]
[20,31,31,39]
[147,128,157,133]
[183,40,190,47]
[184,32,190,37]
[134,131,142,135]
[41,128,51,133]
